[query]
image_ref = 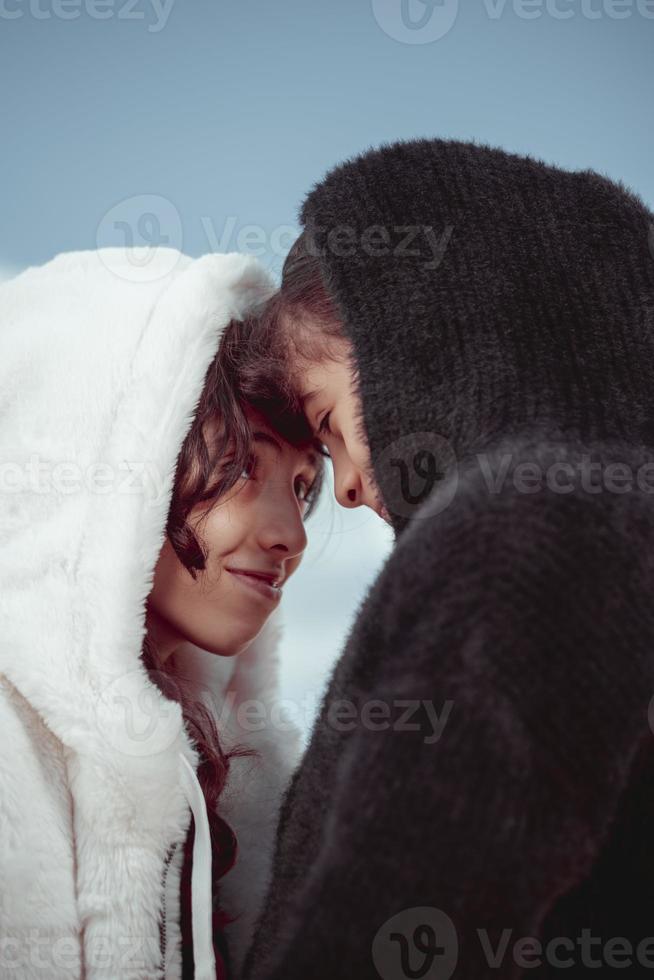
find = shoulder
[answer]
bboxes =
[363,436,654,693]
[386,436,654,592]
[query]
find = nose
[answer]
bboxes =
[332,456,364,510]
[256,494,308,562]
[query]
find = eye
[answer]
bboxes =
[240,453,258,480]
[294,475,311,502]
[317,411,332,436]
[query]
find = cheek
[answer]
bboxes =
[341,388,371,466]
[343,424,373,474]
[190,498,245,563]
[148,539,199,635]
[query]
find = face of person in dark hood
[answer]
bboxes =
[292,335,392,524]
[146,404,319,662]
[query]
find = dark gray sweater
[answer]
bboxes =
[242,139,654,979]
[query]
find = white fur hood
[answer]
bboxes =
[0,249,303,979]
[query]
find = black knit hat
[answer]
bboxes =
[298,138,654,534]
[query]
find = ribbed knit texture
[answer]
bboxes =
[242,139,654,979]
[300,138,654,536]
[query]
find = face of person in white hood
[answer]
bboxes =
[146,403,319,662]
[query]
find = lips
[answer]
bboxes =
[225,567,283,603]
[226,566,283,586]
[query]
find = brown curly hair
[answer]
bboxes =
[141,312,327,936]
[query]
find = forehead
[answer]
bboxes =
[279,307,351,369]
[295,353,355,412]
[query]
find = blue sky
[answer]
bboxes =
[2,0,652,278]
[2,0,652,733]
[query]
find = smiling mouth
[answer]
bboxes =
[225,568,282,603]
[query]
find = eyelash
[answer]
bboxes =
[295,476,314,503]
[240,453,258,480]
[318,411,332,436]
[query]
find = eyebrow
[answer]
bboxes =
[253,430,319,472]
[253,430,282,454]
[299,387,324,411]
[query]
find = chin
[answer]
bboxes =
[205,644,240,658]
[199,626,263,658]
[197,637,243,658]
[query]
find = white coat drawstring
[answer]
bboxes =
[178,752,217,980]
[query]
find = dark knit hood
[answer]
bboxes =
[298,138,654,534]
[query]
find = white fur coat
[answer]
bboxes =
[0,249,303,979]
